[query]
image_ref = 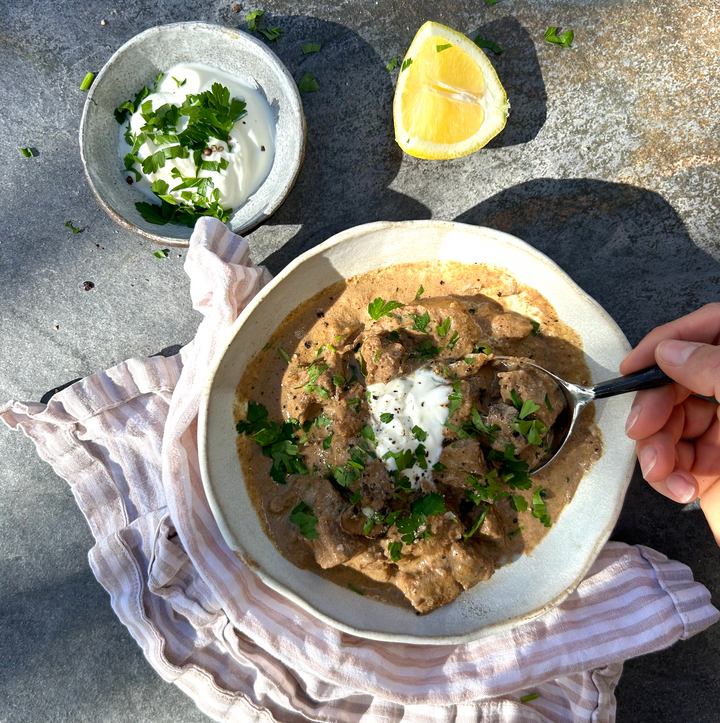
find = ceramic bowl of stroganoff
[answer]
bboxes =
[80,22,305,247]
[198,220,636,644]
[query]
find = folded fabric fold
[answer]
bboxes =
[2,217,717,723]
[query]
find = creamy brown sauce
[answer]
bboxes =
[234,261,602,613]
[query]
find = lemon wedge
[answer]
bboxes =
[393,21,510,159]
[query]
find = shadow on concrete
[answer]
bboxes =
[250,15,432,274]
[469,16,547,148]
[454,178,720,346]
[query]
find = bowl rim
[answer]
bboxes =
[198,219,635,644]
[79,21,306,247]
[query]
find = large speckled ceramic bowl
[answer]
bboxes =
[80,22,305,247]
[199,220,636,644]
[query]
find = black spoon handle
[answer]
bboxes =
[591,365,674,400]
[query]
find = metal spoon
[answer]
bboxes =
[492,358,674,474]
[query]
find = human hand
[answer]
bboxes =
[620,303,720,545]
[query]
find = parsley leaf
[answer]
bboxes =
[380,413,394,423]
[508,526,524,538]
[387,541,403,562]
[290,502,319,539]
[446,382,463,420]
[474,343,493,355]
[510,418,548,446]
[410,310,431,332]
[412,425,427,442]
[360,425,375,443]
[486,0,501,4]
[475,36,503,54]
[545,393,554,412]
[432,461,447,471]
[436,43,452,53]
[414,284,424,300]
[510,388,522,408]
[511,494,528,512]
[302,42,321,54]
[246,10,264,30]
[323,433,333,450]
[436,317,451,337]
[382,448,415,473]
[414,492,445,517]
[401,57,413,72]
[411,339,441,359]
[446,331,459,350]
[333,374,346,388]
[545,26,573,48]
[519,399,541,419]
[521,693,539,703]
[79,72,95,91]
[385,56,398,71]
[64,220,81,234]
[532,487,552,526]
[172,76,187,88]
[367,297,404,320]
[20,147,34,157]
[298,72,320,93]
[278,348,291,364]
[347,582,364,595]
[530,319,541,335]
[463,505,490,541]
[259,26,282,42]
[153,249,169,258]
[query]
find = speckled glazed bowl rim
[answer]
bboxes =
[199,220,636,645]
[79,22,306,247]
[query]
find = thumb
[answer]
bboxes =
[655,340,720,399]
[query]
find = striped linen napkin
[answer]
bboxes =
[2,217,717,723]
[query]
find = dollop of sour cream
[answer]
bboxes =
[118,62,275,210]
[367,368,452,489]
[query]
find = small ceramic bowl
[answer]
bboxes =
[199,220,636,645]
[80,22,305,247]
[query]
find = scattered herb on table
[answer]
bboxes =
[298,72,320,93]
[79,72,95,91]
[259,26,283,42]
[347,582,365,595]
[436,43,452,52]
[302,42,321,54]
[65,221,81,234]
[153,249,169,258]
[521,693,539,703]
[401,58,413,72]
[278,347,291,364]
[475,36,504,54]
[545,26,573,48]
[246,10,264,30]
[385,56,398,71]
[20,148,34,157]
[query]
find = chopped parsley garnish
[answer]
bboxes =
[290,502,319,539]
[20,147,34,157]
[436,317,451,337]
[360,425,375,443]
[80,72,95,91]
[470,406,500,441]
[306,384,330,399]
[521,693,539,703]
[380,412,394,423]
[486,0,501,4]
[474,343,493,355]
[65,221,81,234]
[172,76,187,88]
[394,493,445,544]
[510,418,548,446]
[414,284,424,300]
[347,582,365,596]
[432,461,447,471]
[368,297,404,320]
[295,361,329,388]
[530,319,541,335]
[411,339,441,359]
[401,58,414,72]
[510,388,522,408]
[245,10,264,30]
[545,26,573,48]
[373,349,381,363]
[511,494,528,512]
[385,56,398,71]
[298,72,320,93]
[259,26,283,42]
[545,393,554,412]
[446,331,460,350]
[119,80,248,227]
[410,310,431,332]
[446,382,463,419]
[412,425,427,442]
[349,489,361,504]
[302,42,321,54]
[278,347,291,364]
[474,36,503,54]
[465,471,510,505]
[388,330,400,342]
[388,541,403,562]
[414,492,445,517]
[346,397,362,413]
[323,433,333,450]
[333,374,346,388]
[519,399,541,419]
[487,445,532,490]
[382,448,415,473]
[508,526,524,538]
[532,487,551,526]
[463,505,490,542]
[436,43,452,52]
[153,249,169,258]
[236,401,308,484]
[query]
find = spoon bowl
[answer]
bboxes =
[492,358,673,473]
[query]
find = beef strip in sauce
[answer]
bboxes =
[234,262,603,614]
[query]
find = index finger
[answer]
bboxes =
[621,303,720,375]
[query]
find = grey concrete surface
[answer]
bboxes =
[1,0,719,721]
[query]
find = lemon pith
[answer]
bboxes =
[393,22,509,159]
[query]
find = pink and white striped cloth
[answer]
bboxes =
[2,217,717,723]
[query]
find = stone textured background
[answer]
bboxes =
[1,0,719,720]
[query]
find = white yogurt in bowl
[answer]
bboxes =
[118,63,276,215]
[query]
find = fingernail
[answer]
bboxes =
[640,446,657,477]
[657,340,700,366]
[625,404,641,434]
[666,473,696,504]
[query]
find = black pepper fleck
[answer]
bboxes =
[304,340,312,349]
[261,145,266,151]
[440,280,445,285]
[126,176,133,184]
[316,311,325,318]
[82,281,94,291]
